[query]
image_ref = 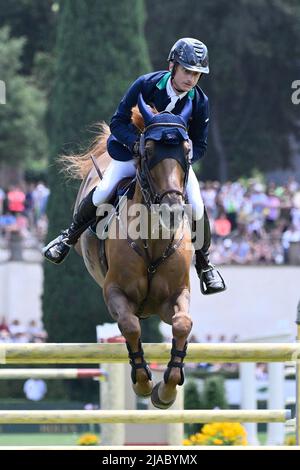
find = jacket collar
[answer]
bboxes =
[156,72,195,99]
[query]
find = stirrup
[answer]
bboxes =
[126,339,152,385]
[43,230,71,250]
[42,231,72,265]
[163,338,188,386]
[199,265,226,295]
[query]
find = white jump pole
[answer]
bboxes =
[240,363,259,445]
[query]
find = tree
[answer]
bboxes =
[203,375,228,410]
[145,0,300,180]
[184,379,203,436]
[0,0,57,74]
[141,316,163,343]
[0,26,47,176]
[42,0,154,346]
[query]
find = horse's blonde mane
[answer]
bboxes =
[59,105,155,180]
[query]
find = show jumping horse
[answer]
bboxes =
[64,94,194,409]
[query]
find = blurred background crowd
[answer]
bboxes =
[0,317,47,343]
[205,177,300,265]
[2,176,300,266]
[0,0,299,347]
[0,181,49,243]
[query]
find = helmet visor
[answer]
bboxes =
[177,58,209,74]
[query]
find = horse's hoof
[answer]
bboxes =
[132,380,153,398]
[151,382,177,409]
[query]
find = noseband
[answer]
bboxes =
[135,121,190,208]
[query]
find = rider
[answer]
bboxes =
[43,37,226,295]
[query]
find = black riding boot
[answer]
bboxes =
[43,188,97,264]
[193,208,226,295]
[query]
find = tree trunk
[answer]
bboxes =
[210,105,228,183]
[0,162,24,187]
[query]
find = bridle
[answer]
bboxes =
[135,120,191,209]
[124,96,192,309]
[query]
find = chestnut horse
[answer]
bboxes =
[64,94,194,408]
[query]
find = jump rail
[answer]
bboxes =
[1,343,300,364]
[0,409,291,424]
[0,368,107,379]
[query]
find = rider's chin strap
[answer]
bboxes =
[170,62,178,79]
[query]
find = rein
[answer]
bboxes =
[125,121,189,315]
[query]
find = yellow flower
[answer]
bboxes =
[77,433,100,446]
[196,434,208,444]
[284,434,296,446]
[182,439,192,446]
[186,422,248,446]
[213,438,223,445]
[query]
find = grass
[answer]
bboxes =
[0,433,100,446]
[258,432,267,445]
[0,432,271,447]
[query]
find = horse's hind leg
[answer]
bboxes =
[104,284,153,397]
[151,289,192,409]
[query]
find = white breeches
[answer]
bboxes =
[186,166,204,220]
[92,159,136,206]
[92,158,204,220]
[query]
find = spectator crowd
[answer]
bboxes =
[0,181,50,243]
[1,176,300,265]
[201,177,300,265]
[0,318,47,343]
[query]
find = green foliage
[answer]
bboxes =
[145,0,300,179]
[184,379,202,409]
[32,51,56,96]
[202,375,228,410]
[0,26,48,167]
[0,362,98,403]
[0,0,57,74]
[141,316,163,342]
[184,376,227,435]
[184,379,203,435]
[42,0,157,353]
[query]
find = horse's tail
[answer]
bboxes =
[58,106,152,181]
[59,122,111,180]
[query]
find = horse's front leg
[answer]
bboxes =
[104,283,153,397]
[151,288,192,409]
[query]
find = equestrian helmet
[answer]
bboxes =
[167,38,209,74]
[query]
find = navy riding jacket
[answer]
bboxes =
[108,71,209,164]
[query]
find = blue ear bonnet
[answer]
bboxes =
[144,112,189,144]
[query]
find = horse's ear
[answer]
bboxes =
[138,93,154,126]
[179,98,193,127]
[131,106,145,131]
